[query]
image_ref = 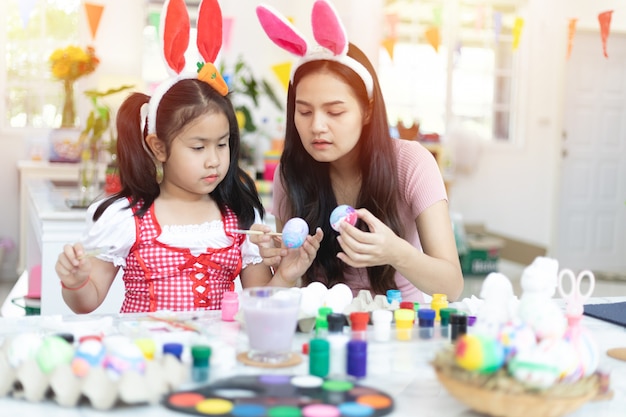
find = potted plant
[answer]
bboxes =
[78,84,134,201]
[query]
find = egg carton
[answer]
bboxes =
[0,343,189,410]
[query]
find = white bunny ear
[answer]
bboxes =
[311,0,347,56]
[161,0,190,75]
[256,4,309,57]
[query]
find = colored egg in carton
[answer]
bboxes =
[0,333,189,410]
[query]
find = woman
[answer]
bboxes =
[252,0,463,302]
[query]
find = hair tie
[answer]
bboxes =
[146,0,227,135]
[256,0,373,98]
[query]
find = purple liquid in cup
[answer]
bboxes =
[242,287,301,364]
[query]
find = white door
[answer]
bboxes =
[556,31,626,275]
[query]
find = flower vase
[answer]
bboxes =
[77,142,102,207]
[49,80,82,163]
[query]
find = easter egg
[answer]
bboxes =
[35,335,75,374]
[455,334,505,373]
[72,339,106,377]
[282,217,309,248]
[330,205,358,232]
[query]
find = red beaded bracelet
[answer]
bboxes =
[61,277,90,291]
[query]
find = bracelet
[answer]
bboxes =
[61,277,90,291]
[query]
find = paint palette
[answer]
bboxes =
[163,374,394,416]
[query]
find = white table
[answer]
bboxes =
[23,178,124,316]
[0,297,624,416]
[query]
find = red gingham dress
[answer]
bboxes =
[120,202,244,313]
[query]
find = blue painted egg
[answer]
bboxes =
[282,217,309,248]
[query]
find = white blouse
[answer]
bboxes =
[80,198,264,269]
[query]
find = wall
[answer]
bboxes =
[0,0,623,281]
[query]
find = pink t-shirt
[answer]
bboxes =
[273,139,447,302]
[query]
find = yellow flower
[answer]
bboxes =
[236,110,246,129]
[49,45,99,82]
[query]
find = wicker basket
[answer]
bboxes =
[435,369,597,417]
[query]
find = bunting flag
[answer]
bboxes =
[18,0,37,29]
[272,62,292,92]
[475,5,485,31]
[381,37,396,60]
[223,17,234,52]
[598,10,613,58]
[84,2,105,40]
[493,11,502,44]
[512,17,524,51]
[566,18,578,60]
[433,5,443,27]
[425,26,441,53]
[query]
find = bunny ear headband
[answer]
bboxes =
[144,0,227,135]
[256,0,373,99]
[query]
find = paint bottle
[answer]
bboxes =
[221,291,239,322]
[315,306,333,338]
[439,307,458,340]
[191,345,211,383]
[418,308,436,340]
[309,338,330,378]
[371,309,393,342]
[163,342,184,360]
[399,301,416,324]
[349,311,369,341]
[450,313,468,342]
[430,293,448,322]
[327,313,348,377]
[347,339,367,379]
[394,309,414,341]
[134,338,156,360]
[386,289,402,307]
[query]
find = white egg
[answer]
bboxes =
[324,283,354,313]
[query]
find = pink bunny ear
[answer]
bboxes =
[161,0,190,74]
[256,5,309,57]
[311,0,347,56]
[196,0,222,63]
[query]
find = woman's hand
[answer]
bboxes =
[273,227,324,286]
[335,208,404,268]
[55,243,92,289]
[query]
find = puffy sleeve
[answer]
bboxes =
[240,208,267,268]
[80,198,136,268]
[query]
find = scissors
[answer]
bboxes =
[557,269,595,316]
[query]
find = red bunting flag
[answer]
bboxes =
[598,10,613,58]
[566,18,577,60]
[84,2,105,40]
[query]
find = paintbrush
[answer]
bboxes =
[233,229,282,237]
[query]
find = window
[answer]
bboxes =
[379,0,525,142]
[1,0,80,130]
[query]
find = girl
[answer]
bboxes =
[252,0,463,303]
[55,0,319,314]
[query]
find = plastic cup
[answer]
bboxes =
[241,287,301,364]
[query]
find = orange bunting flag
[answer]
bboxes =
[381,37,396,60]
[223,17,234,52]
[512,17,524,51]
[272,62,292,92]
[84,2,105,40]
[566,18,578,60]
[598,10,613,58]
[425,26,441,53]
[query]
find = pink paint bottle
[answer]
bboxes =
[221,291,239,322]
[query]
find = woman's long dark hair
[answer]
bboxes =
[279,43,403,295]
[94,78,263,228]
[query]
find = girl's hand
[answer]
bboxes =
[55,243,92,289]
[274,227,324,286]
[249,223,287,268]
[336,208,403,268]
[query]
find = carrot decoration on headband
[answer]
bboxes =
[255,0,373,99]
[146,0,227,135]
